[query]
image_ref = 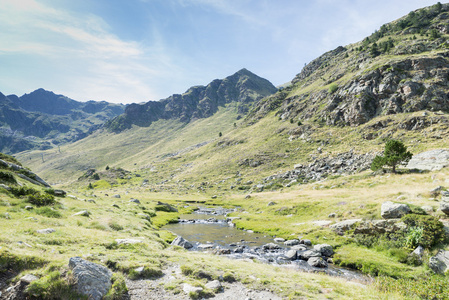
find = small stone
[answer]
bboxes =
[115,239,142,245]
[284,249,297,260]
[412,246,424,258]
[284,239,300,246]
[314,244,334,257]
[262,243,281,250]
[211,195,217,199]
[183,283,203,294]
[245,195,251,199]
[87,199,96,204]
[20,274,39,284]
[112,204,120,208]
[171,236,193,249]
[274,237,285,243]
[36,228,56,234]
[328,213,336,218]
[198,244,214,250]
[301,239,312,246]
[113,194,121,198]
[130,199,140,204]
[381,201,411,219]
[134,266,145,275]
[267,201,276,206]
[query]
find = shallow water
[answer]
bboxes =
[163,207,368,282]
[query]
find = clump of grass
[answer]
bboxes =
[27,271,83,300]
[0,250,47,273]
[103,273,128,300]
[35,207,63,218]
[376,275,449,300]
[0,170,16,184]
[108,222,124,231]
[27,192,56,207]
[128,266,163,280]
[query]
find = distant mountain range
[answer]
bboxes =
[0,89,126,153]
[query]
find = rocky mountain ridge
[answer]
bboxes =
[105,68,277,132]
[247,3,449,129]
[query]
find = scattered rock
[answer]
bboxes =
[429,250,449,274]
[267,201,276,206]
[330,219,363,233]
[211,195,217,199]
[36,228,55,234]
[198,244,214,250]
[87,199,96,204]
[133,266,145,276]
[113,194,121,198]
[381,201,411,219]
[314,244,334,257]
[130,199,141,204]
[274,237,285,243]
[307,257,328,268]
[156,201,178,212]
[0,184,11,191]
[421,205,434,213]
[171,236,193,249]
[69,257,112,300]
[291,245,307,251]
[284,239,300,246]
[24,206,33,210]
[20,274,39,284]
[313,220,332,227]
[112,204,120,208]
[263,243,281,250]
[412,246,424,258]
[245,195,252,199]
[300,239,312,246]
[115,239,143,245]
[53,189,66,197]
[205,280,222,291]
[73,210,90,217]
[183,283,203,294]
[328,213,336,218]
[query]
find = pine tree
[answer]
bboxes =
[371,140,413,173]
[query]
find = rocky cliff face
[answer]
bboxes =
[247,3,449,128]
[0,89,125,154]
[105,69,277,132]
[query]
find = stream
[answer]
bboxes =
[162,207,368,282]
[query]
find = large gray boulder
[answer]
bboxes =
[381,201,411,219]
[298,249,322,260]
[171,236,193,249]
[314,244,334,257]
[307,257,328,268]
[69,257,112,300]
[407,149,449,171]
[429,250,449,274]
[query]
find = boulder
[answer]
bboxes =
[156,201,178,212]
[440,201,449,216]
[291,245,307,251]
[205,280,222,291]
[314,244,334,257]
[307,257,328,268]
[69,257,112,300]
[300,239,312,246]
[171,236,193,249]
[381,201,411,219]
[412,246,424,258]
[284,249,297,260]
[429,250,449,274]
[298,249,322,260]
[330,219,362,233]
[130,199,141,204]
[407,149,449,171]
[284,239,300,246]
[53,189,66,197]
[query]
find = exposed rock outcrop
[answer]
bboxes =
[69,257,112,300]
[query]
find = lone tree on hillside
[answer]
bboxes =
[371,140,413,173]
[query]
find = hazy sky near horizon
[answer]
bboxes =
[0,0,440,104]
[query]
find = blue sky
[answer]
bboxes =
[0,0,440,104]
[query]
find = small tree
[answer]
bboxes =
[371,140,412,173]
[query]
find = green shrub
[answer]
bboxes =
[27,193,56,207]
[10,186,39,197]
[108,222,124,231]
[181,265,194,276]
[328,83,338,94]
[35,207,62,218]
[128,266,163,280]
[0,170,16,184]
[401,214,445,249]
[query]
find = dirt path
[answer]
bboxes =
[124,265,282,300]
